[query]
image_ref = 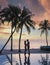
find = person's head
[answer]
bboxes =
[24,41,26,44]
[27,39,29,42]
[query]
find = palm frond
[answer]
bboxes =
[23,13,34,20]
[38,27,44,30]
[40,29,44,36]
[16,27,20,32]
[0,8,10,13]
[9,5,21,17]
[29,19,36,25]
[27,21,35,29]
[21,6,31,18]
[25,23,31,34]
[39,21,44,26]
[12,19,19,29]
[47,27,50,30]
[18,22,23,29]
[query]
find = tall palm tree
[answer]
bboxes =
[0,5,21,52]
[39,20,50,46]
[17,7,35,52]
[8,5,21,51]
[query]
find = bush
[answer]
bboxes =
[40,46,50,51]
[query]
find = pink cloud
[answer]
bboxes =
[32,0,50,23]
[39,0,50,13]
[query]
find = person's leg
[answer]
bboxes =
[24,44,26,54]
[28,44,30,55]
[26,44,27,51]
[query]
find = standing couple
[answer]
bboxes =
[24,39,30,54]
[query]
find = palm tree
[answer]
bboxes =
[17,7,35,52]
[9,5,21,51]
[39,20,50,46]
[0,5,21,52]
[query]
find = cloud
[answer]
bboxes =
[39,0,50,9]
[0,0,50,23]
[39,0,50,13]
[38,0,50,21]
[25,0,45,16]
[0,32,10,34]
[0,0,8,9]
[31,0,50,23]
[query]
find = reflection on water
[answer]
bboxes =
[0,54,50,65]
[24,54,30,65]
[18,52,30,65]
[0,39,50,65]
[19,53,22,65]
[39,54,50,65]
[0,55,10,65]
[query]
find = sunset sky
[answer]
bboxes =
[0,0,50,40]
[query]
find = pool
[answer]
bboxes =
[0,53,50,65]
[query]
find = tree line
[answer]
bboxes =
[0,5,50,52]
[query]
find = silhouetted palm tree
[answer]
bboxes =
[17,7,35,52]
[39,20,50,46]
[0,5,21,51]
[0,6,35,52]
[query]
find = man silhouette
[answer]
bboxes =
[27,39,30,54]
[24,41,26,52]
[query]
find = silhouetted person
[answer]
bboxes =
[24,41,26,54]
[24,40,28,54]
[27,39,30,54]
[24,39,30,56]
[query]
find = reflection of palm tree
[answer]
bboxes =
[6,53,13,65]
[39,54,50,65]
[16,61,19,65]
[17,7,35,52]
[19,53,22,65]
[39,20,50,46]
[0,5,21,51]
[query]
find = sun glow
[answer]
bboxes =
[0,22,50,40]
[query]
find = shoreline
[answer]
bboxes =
[0,49,50,55]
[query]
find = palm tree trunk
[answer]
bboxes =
[46,54,48,65]
[11,23,13,51]
[19,27,23,52]
[0,28,16,53]
[45,30,48,46]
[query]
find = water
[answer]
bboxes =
[0,54,50,65]
[0,39,50,65]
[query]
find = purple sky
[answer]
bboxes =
[0,0,50,23]
[0,0,50,39]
